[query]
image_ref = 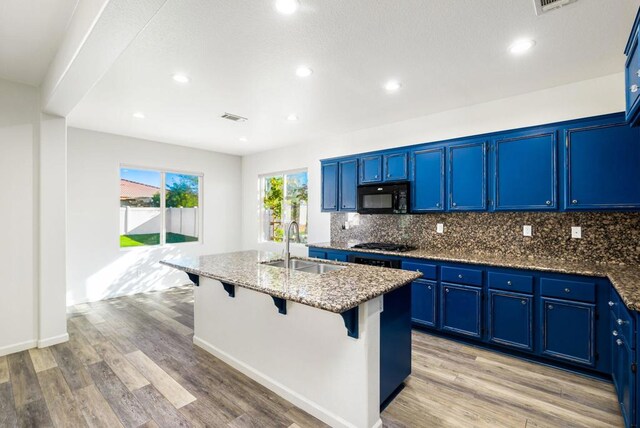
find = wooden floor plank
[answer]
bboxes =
[37,367,87,427]
[0,382,18,427]
[69,315,107,345]
[0,355,8,384]
[87,361,151,427]
[133,384,190,427]
[147,310,193,336]
[7,351,44,407]
[16,398,54,427]
[67,321,103,365]
[74,384,124,428]
[126,350,196,409]
[93,341,149,392]
[50,342,94,390]
[28,347,58,373]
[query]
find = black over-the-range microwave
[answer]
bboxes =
[357,182,409,214]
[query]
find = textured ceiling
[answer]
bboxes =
[0,0,79,86]
[68,0,639,155]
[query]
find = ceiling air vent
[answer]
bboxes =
[220,112,248,122]
[534,0,577,15]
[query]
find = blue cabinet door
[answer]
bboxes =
[494,131,557,210]
[565,122,640,209]
[339,159,358,211]
[612,316,635,427]
[411,280,437,328]
[384,152,409,181]
[411,147,445,212]
[321,162,338,211]
[448,141,487,211]
[488,290,532,351]
[540,297,595,366]
[440,283,482,338]
[360,155,382,183]
[626,34,640,124]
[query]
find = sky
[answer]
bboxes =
[120,168,199,189]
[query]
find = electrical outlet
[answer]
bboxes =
[436,223,444,234]
[571,226,582,239]
[523,225,532,237]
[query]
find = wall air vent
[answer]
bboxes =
[533,0,577,15]
[220,112,248,122]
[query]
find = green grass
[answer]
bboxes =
[120,233,198,247]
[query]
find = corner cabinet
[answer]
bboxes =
[564,121,640,210]
[321,158,358,212]
[411,147,445,212]
[448,141,487,211]
[494,130,557,211]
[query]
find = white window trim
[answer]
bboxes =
[119,164,204,250]
[258,168,308,244]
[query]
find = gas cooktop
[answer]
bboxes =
[351,242,416,252]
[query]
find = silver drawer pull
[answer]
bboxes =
[458,274,463,279]
[545,200,551,205]
[427,285,432,290]
[436,203,441,207]
[521,300,527,305]
[564,288,571,293]
[617,339,624,346]
[613,330,619,337]
[445,288,450,293]
[374,175,378,179]
[571,199,578,204]
[608,301,615,307]
[632,84,639,93]
[617,318,626,326]
[548,304,554,310]
[452,202,457,207]
[507,281,512,286]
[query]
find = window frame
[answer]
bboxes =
[259,168,308,245]
[119,164,204,250]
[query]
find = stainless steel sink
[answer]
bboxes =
[262,259,347,274]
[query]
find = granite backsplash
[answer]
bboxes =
[330,212,640,265]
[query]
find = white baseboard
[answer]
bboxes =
[0,339,37,357]
[193,336,381,428]
[38,333,69,348]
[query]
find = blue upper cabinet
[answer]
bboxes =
[321,161,338,212]
[565,120,640,210]
[338,159,358,211]
[448,141,487,211]
[494,130,557,210]
[359,155,382,184]
[411,147,445,212]
[625,9,640,126]
[383,152,409,181]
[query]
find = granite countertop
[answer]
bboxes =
[160,250,421,313]
[309,242,640,312]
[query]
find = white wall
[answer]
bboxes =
[0,79,40,355]
[67,128,242,305]
[241,73,626,253]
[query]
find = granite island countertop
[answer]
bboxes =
[160,250,421,313]
[309,242,640,312]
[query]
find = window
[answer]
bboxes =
[120,167,201,248]
[261,170,308,243]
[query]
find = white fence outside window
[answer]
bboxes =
[120,207,198,237]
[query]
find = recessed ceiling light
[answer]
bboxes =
[172,73,190,84]
[275,0,300,15]
[239,137,248,142]
[287,114,299,121]
[509,39,536,55]
[296,66,313,77]
[132,112,145,119]
[384,80,402,92]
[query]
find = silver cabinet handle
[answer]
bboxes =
[545,200,551,205]
[636,69,640,78]
[613,330,619,337]
[617,339,624,346]
[632,84,639,93]
[458,274,463,279]
[521,300,527,305]
[571,199,578,204]
[387,173,391,177]
[617,318,625,326]
[608,301,615,307]
[564,288,571,293]
[452,202,457,207]
[436,202,441,207]
[427,285,432,290]
[507,281,512,286]
[374,175,378,179]
[548,304,554,310]
[445,288,450,293]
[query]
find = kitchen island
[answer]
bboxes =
[161,250,421,428]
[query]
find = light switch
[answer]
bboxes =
[436,223,444,234]
[523,225,532,237]
[571,226,582,239]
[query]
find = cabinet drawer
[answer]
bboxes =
[540,278,596,303]
[325,251,348,262]
[308,249,326,259]
[403,261,437,280]
[612,305,635,350]
[488,272,533,294]
[441,266,483,286]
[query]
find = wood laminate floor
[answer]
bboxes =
[0,286,624,428]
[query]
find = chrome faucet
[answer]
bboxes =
[284,221,300,268]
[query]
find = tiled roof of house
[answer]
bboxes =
[120,179,160,199]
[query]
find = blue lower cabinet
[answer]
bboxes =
[411,280,437,328]
[612,316,636,427]
[440,283,482,338]
[325,251,348,262]
[540,297,595,366]
[308,250,326,259]
[488,290,533,351]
